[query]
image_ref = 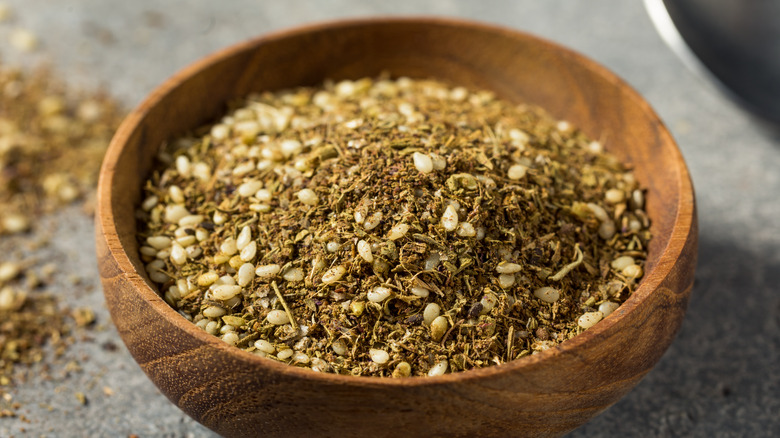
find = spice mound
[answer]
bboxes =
[136,77,650,377]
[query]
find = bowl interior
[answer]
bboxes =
[98,18,695,438]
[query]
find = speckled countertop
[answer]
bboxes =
[0,1,778,436]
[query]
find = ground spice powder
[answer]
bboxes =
[0,62,122,407]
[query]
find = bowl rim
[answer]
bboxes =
[98,16,695,387]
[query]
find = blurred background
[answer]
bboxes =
[0,0,778,436]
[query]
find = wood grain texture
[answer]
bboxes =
[96,18,697,438]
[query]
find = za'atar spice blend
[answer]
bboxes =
[136,76,650,377]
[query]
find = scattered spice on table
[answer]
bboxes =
[0,64,123,232]
[138,76,650,377]
[0,61,124,410]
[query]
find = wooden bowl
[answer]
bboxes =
[96,18,697,438]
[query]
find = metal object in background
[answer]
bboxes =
[645,0,780,126]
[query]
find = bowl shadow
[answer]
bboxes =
[571,233,780,437]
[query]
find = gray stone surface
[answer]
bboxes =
[0,0,778,436]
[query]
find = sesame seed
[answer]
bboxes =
[357,240,373,263]
[248,203,271,213]
[369,348,390,364]
[297,188,319,206]
[423,303,440,326]
[169,185,185,204]
[292,351,310,364]
[430,316,449,341]
[456,222,476,237]
[141,195,158,211]
[279,139,303,157]
[450,87,468,102]
[204,320,219,335]
[178,214,203,228]
[424,252,440,270]
[195,229,210,242]
[387,223,410,240]
[632,189,644,209]
[622,264,643,279]
[509,129,529,147]
[237,263,256,287]
[507,164,528,180]
[238,180,263,197]
[175,155,191,177]
[428,360,448,377]
[175,235,197,247]
[587,141,603,153]
[267,309,290,325]
[139,246,158,258]
[605,188,625,204]
[586,203,609,222]
[282,267,304,282]
[2,214,29,234]
[192,162,211,181]
[598,220,616,240]
[255,264,281,279]
[412,152,434,174]
[430,153,447,170]
[441,204,459,231]
[344,119,363,129]
[170,244,187,265]
[363,211,383,231]
[410,286,429,298]
[202,306,226,318]
[496,261,522,274]
[367,286,392,303]
[533,287,560,303]
[392,362,412,378]
[216,275,236,286]
[498,274,515,289]
[221,332,239,345]
[331,340,348,356]
[147,236,172,250]
[254,339,275,354]
[164,205,190,223]
[321,266,346,285]
[610,256,635,271]
[276,349,293,360]
[326,241,340,253]
[239,240,257,262]
[149,271,170,284]
[212,210,228,225]
[220,237,238,256]
[480,293,498,314]
[210,124,230,140]
[598,301,619,317]
[236,225,252,250]
[197,271,219,287]
[212,285,242,301]
[577,311,603,329]
[255,189,272,203]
